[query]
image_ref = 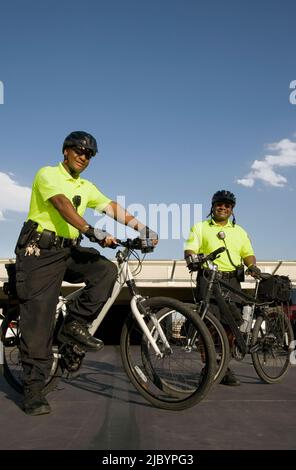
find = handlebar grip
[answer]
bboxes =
[114,238,155,253]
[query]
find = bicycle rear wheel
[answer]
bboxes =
[251,306,294,383]
[120,297,216,410]
[0,308,62,394]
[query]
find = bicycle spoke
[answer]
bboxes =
[120,298,216,410]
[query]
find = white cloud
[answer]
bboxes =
[237,138,296,188]
[0,172,31,220]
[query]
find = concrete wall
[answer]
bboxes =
[1,258,296,343]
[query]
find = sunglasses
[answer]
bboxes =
[215,202,232,209]
[72,146,94,160]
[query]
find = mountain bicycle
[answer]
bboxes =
[0,238,216,411]
[141,248,231,386]
[184,247,294,384]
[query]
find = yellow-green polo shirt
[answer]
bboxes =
[27,163,112,239]
[184,219,254,271]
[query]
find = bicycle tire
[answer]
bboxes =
[120,296,216,411]
[251,306,294,383]
[0,309,62,394]
[185,304,230,384]
[146,305,230,385]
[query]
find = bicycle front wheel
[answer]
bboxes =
[251,306,294,383]
[0,308,62,394]
[186,304,230,384]
[120,297,216,411]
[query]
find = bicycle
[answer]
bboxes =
[0,238,216,411]
[141,249,232,385]
[157,247,293,384]
[184,247,294,384]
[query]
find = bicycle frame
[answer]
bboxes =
[196,261,264,356]
[58,246,170,358]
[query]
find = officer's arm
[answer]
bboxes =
[49,194,89,233]
[184,250,195,258]
[103,201,145,231]
[244,255,262,278]
[243,255,256,268]
[103,201,158,244]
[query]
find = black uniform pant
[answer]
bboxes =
[15,245,118,391]
[196,274,243,325]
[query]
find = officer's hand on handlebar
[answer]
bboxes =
[245,264,261,279]
[185,254,205,272]
[100,235,119,248]
[139,226,159,247]
[84,226,118,248]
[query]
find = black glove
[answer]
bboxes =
[185,254,205,272]
[138,227,158,253]
[84,226,112,246]
[245,264,261,278]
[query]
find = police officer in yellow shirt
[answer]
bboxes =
[15,131,158,415]
[184,190,260,386]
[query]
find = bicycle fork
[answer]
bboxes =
[130,297,171,358]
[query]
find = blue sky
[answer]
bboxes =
[0,0,296,260]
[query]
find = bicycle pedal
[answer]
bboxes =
[72,343,86,356]
[59,341,86,373]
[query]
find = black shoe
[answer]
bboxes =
[220,368,241,386]
[22,390,51,416]
[61,320,104,351]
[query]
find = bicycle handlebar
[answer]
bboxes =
[187,246,226,271]
[115,237,155,253]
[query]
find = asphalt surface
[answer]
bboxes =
[0,346,295,451]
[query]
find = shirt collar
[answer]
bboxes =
[208,218,233,228]
[58,162,81,182]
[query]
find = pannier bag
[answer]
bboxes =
[257,275,292,302]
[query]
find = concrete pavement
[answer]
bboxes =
[0,346,295,451]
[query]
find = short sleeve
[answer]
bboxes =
[34,167,62,201]
[240,230,255,258]
[87,183,112,213]
[184,225,201,253]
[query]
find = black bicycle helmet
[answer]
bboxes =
[62,131,98,155]
[211,190,236,207]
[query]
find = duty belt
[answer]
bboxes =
[30,229,79,249]
[200,268,237,280]
[54,235,79,248]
